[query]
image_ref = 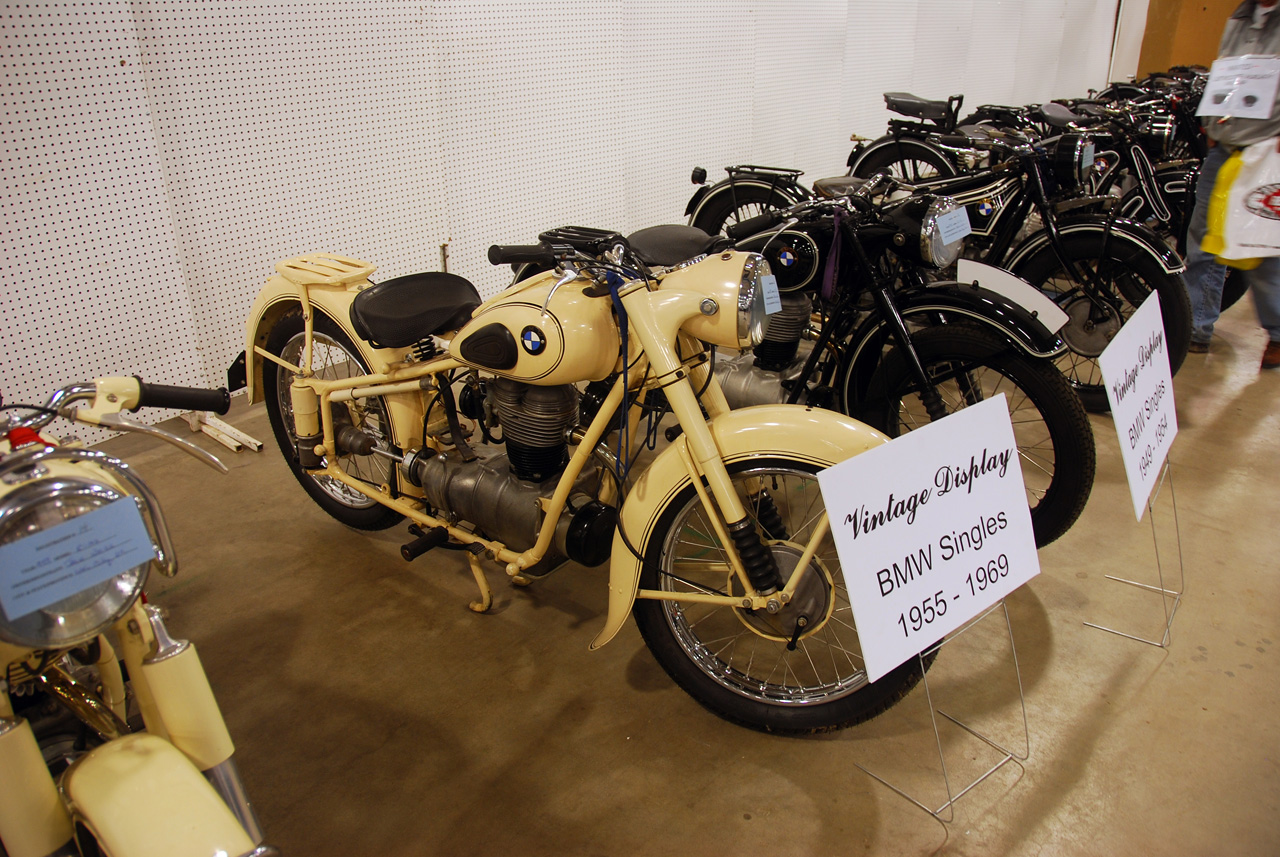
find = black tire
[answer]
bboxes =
[1222,267,1248,311]
[263,309,404,530]
[632,457,933,734]
[690,183,796,236]
[1011,232,1192,413]
[863,325,1096,548]
[849,138,959,182]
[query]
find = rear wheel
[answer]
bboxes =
[849,139,959,182]
[863,325,1096,548]
[632,457,932,734]
[1012,232,1192,412]
[263,310,403,530]
[690,183,797,236]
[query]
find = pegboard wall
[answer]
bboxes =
[2,0,1125,443]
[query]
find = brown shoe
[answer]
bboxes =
[1263,341,1280,370]
[1188,340,1211,353]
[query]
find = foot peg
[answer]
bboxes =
[401,525,448,561]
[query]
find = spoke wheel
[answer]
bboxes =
[849,139,960,182]
[690,183,797,236]
[263,310,403,530]
[866,325,1096,548]
[1012,231,1191,413]
[633,458,932,734]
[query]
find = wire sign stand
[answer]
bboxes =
[1083,459,1185,647]
[854,601,1031,822]
[1092,293,1184,648]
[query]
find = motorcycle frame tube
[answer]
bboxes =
[589,405,888,650]
[0,718,74,857]
[61,733,256,857]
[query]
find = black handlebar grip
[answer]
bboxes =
[134,380,231,415]
[725,211,784,241]
[488,244,555,266]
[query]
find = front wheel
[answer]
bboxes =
[1011,232,1192,413]
[632,457,932,734]
[863,325,1096,548]
[263,309,404,530]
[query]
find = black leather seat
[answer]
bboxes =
[627,225,726,267]
[812,176,869,199]
[349,271,482,349]
[884,92,950,122]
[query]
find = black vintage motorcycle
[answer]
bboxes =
[528,178,1096,547]
[685,129,1192,413]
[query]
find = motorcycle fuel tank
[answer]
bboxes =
[449,272,622,385]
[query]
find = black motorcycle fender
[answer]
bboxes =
[839,282,1065,420]
[1005,216,1186,275]
[685,185,711,217]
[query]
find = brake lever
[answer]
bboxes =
[68,409,228,473]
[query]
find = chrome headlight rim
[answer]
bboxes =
[0,472,153,650]
[737,253,773,347]
[919,196,966,268]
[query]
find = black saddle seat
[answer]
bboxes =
[884,92,951,122]
[627,225,726,267]
[1038,102,1084,129]
[812,176,869,199]
[350,271,482,349]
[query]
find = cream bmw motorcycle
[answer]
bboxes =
[0,379,273,857]
[232,225,957,733]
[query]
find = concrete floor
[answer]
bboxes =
[104,297,1279,856]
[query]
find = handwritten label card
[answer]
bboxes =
[817,395,1040,682]
[1098,291,1178,520]
[0,498,157,620]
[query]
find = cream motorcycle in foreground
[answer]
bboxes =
[0,379,273,857]
[232,232,946,733]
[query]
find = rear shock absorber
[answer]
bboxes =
[728,518,783,596]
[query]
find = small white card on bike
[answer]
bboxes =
[0,497,158,620]
[1098,291,1178,520]
[817,395,1040,682]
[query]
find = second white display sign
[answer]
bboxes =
[818,394,1041,682]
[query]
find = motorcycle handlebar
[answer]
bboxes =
[725,211,785,241]
[488,244,556,266]
[135,380,231,415]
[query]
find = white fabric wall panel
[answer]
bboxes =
[1,2,202,443]
[3,0,1125,423]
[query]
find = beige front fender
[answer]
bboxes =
[61,733,255,857]
[589,405,889,650]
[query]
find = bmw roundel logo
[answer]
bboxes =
[776,247,797,267]
[521,325,547,355]
[977,200,995,217]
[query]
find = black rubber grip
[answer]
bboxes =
[488,244,555,266]
[134,380,231,415]
[725,211,783,241]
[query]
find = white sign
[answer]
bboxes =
[817,395,1041,682]
[936,205,973,245]
[1098,292,1178,520]
[1198,55,1280,120]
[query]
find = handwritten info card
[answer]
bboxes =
[1098,291,1178,520]
[817,395,1040,682]
[0,497,157,620]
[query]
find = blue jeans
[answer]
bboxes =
[1185,143,1280,344]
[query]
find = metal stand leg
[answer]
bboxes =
[1084,461,1185,647]
[854,601,1030,822]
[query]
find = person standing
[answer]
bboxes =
[1185,0,1280,368]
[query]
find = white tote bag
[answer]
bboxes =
[1207,140,1280,264]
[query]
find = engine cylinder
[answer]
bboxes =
[753,293,812,371]
[487,378,579,481]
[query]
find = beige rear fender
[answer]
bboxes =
[243,276,400,405]
[589,405,888,650]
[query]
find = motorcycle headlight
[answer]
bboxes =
[886,194,971,269]
[659,251,777,349]
[1050,133,1096,190]
[0,468,152,649]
